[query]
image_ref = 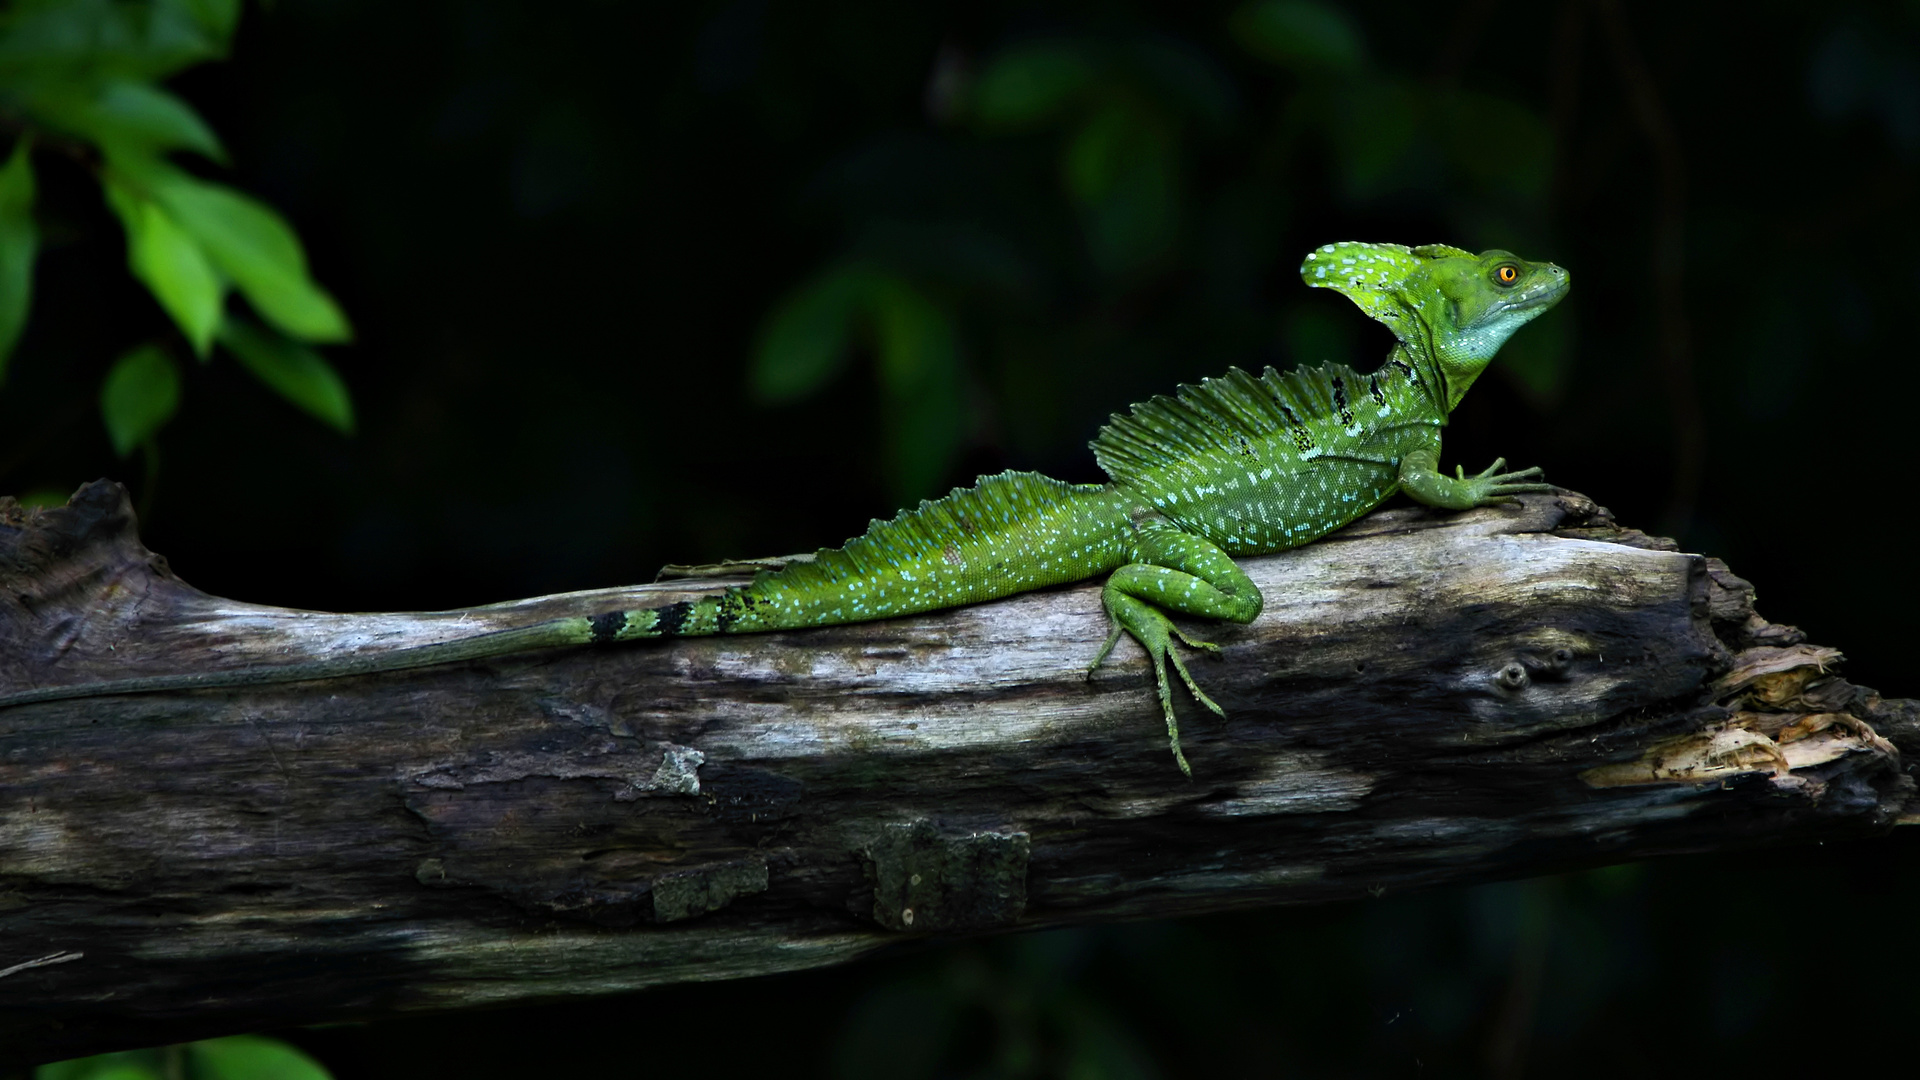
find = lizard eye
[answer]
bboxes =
[1495,264,1520,286]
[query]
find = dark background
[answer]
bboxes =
[7,1,1920,1075]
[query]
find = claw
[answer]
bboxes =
[1141,644,1194,777]
[1085,599,1218,776]
[1168,624,1221,654]
[1166,647,1226,718]
[1086,622,1125,681]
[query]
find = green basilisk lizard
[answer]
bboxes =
[0,242,1570,774]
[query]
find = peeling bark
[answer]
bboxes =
[0,481,1912,1066]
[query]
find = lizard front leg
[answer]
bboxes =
[1087,515,1262,776]
[1397,448,1552,510]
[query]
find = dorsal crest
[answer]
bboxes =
[1092,365,1348,486]
[766,470,1091,587]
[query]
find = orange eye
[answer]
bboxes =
[1497,265,1519,284]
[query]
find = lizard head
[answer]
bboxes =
[1300,242,1570,412]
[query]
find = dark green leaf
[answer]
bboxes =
[187,1035,334,1080]
[749,266,875,402]
[1229,1,1365,73]
[1323,81,1421,199]
[0,0,222,82]
[1064,107,1179,277]
[217,316,355,433]
[869,277,966,501]
[867,276,958,393]
[971,43,1096,129]
[881,352,966,505]
[1119,38,1237,130]
[169,0,243,41]
[99,344,180,457]
[15,487,70,509]
[0,137,39,381]
[1058,998,1159,1080]
[103,175,224,356]
[153,178,351,343]
[1438,91,1551,199]
[30,79,226,161]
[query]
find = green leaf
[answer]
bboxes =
[34,1049,166,1080]
[867,277,965,502]
[0,138,39,381]
[749,266,875,402]
[1438,91,1552,199]
[1064,106,1179,277]
[152,178,351,343]
[99,344,180,456]
[878,335,966,505]
[103,176,224,356]
[868,277,958,393]
[1229,1,1365,74]
[169,0,244,41]
[1323,80,1420,199]
[35,79,226,159]
[217,316,355,433]
[0,0,223,82]
[187,1035,334,1080]
[971,43,1096,129]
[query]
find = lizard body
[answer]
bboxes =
[0,242,1570,774]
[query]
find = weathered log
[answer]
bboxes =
[0,480,1911,1066]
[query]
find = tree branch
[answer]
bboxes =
[0,481,1911,1066]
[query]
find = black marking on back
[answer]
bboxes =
[1369,374,1386,406]
[1279,404,1313,453]
[1332,376,1354,425]
[652,601,693,637]
[713,592,745,632]
[1391,358,1415,382]
[590,610,629,644]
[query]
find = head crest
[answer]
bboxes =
[1298,242,1469,331]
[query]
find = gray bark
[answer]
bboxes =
[0,481,1912,1067]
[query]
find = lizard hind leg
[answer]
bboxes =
[1086,525,1262,777]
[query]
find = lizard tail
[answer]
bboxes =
[0,470,1120,708]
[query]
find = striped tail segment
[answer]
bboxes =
[595,470,1128,641]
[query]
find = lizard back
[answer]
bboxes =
[1092,360,1442,555]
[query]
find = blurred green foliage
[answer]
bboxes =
[0,0,351,469]
[38,1035,332,1080]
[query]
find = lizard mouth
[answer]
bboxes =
[1504,265,1572,314]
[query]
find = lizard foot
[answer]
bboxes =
[1460,458,1555,507]
[1088,595,1226,777]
